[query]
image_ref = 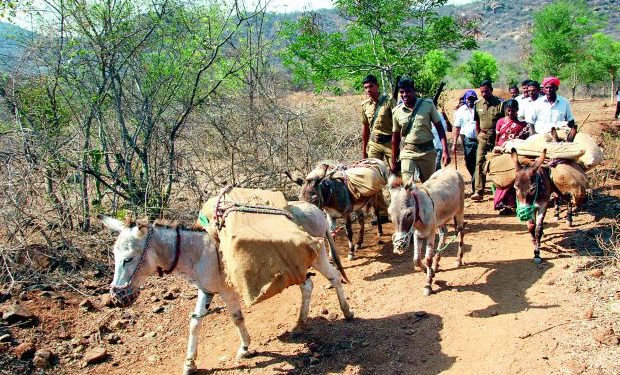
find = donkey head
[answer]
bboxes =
[101,216,156,307]
[388,175,418,255]
[512,148,546,218]
[296,164,333,208]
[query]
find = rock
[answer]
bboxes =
[107,333,121,344]
[83,281,100,290]
[147,355,159,365]
[39,291,53,298]
[593,327,620,346]
[218,355,230,362]
[321,308,328,315]
[589,269,603,278]
[150,295,160,303]
[582,307,594,320]
[83,347,108,365]
[2,304,36,324]
[79,299,95,312]
[565,359,587,374]
[19,291,29,301]
[152,305,164,314]
[111,319,129,330]
[307,342,320,352]
[610,302,620,315]
[121,311,132,319]
[162,292,176,300]
[145,331,157,339]
[33,349,53,368]
[0,333,11,343]
[100,294,114,308]
[14,341,36,359]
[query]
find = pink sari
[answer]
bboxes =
[494,117,527,211]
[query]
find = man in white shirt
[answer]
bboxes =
[515,79,531,107]
[517,80,543,123]
[432,114,448,171]
[529,76,576,141]
[451,89,478,193]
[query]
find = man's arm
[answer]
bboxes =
[391,132,401,174]
[433,120,451,166]
[362,121,370,158]
[565,102,576,142]
[474,108,480,135]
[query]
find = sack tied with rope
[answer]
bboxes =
[328,158,389,200]
[200,188,318,306]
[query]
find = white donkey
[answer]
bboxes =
[102,201,353,375]
[388,168,466,296]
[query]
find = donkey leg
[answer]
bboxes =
[423,234,437,296]
[533,207,547,264]
[432,226,446,273]
[312,244,354,320]
[455,218,465,267]
[184,290,214,375]
[373,199,384,240]
[412,234,425,272]
[554,196,561,222]
[344,214,356,260]
[219,291,252,359]
[566,195,573,227]
[296,276,314,328]
[355,210,365,252]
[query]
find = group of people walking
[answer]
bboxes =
[360,74,578,218]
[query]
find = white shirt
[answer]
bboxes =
[453,104,477,139]
[432,114,448,150]
[530,95,575,134]
[518,95,544,123]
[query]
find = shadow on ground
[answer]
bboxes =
[196,312,455,374]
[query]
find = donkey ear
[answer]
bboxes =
[388,174,403,189]
[532,148,546,169]
[100,215,126,233]
[510,148,521,170]
[131,223,149,239]
[284,171,304,186]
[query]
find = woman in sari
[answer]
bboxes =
[494,99,529,215]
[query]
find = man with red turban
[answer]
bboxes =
[528,76,577,141]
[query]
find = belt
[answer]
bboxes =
[461,135,477,141]
[479,129,496,135]
[370,133,392,144]
[403,140,435,153]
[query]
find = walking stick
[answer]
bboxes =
[453,144,458,170]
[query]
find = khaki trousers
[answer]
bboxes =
[474,131,495,195]
[401,149,437,183]
[367,140,391,217]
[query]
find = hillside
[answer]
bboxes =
[0,21,32,72]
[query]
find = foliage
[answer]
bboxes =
[584,33,620,102]
[529,0,604,80]
[461,51,498,87]
[279,0,477,95]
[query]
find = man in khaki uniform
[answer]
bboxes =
[361,75,393,224]
[391,78,450,182]
[471,80,504,201]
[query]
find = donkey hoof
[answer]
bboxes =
[455,259,462,268]
[344,310,355,321]
[236,347,253,360]
[423,286,432,296]
[183,360,197,375]
[348,253,355,261]
[566,220,573,227]
[533,257,542,264]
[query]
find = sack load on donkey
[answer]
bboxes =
[199,187,319,306]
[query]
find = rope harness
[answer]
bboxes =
[516,174,540,222]
[212,185,294,230]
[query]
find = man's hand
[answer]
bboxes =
[567,127,577,142]
[442,150,451,167]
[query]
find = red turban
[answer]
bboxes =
[542,76,560,88]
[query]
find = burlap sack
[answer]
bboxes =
[485,153,516,189]
[201,188,317,307]
[515,134,585,160]
[550,161,588,206]
[342,159,388,199]
[572,132,603,170]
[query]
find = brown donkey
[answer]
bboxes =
[512,149,551,264]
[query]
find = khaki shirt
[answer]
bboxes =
[392,99,441,144]
[361,94,395,136]
[474,96,503,131]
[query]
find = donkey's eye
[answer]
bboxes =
[123,257,133,265]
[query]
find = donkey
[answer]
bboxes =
[388,168,466,296]
[102,212,353,375]
[512,149,551,264]
[288,160,387,261]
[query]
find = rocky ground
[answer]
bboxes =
[0,97,619,375]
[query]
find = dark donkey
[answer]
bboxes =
[512,149,552,264]
[287,160,387,260]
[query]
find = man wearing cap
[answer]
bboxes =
[391,78,450,182]
[361,74,394,224]
[452,89,478,194]
[471,80,504,202]
[529,76,576,141]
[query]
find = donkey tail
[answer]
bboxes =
[325,230,350,284]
